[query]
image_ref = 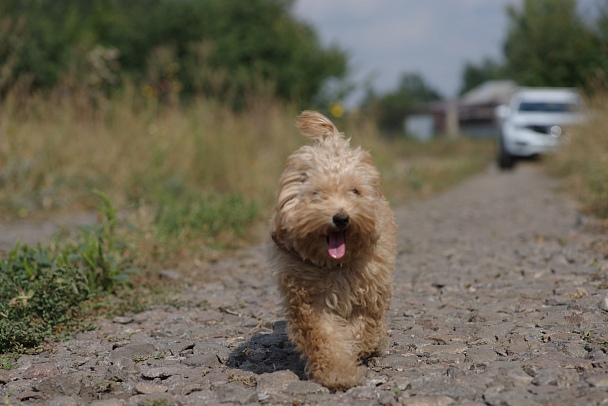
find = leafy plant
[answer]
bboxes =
[0,0,347,104]
[64,190,138,292]
[545,92,608,220]
[154,190,259,242]
[0,191,136,354]
[0,243,92,353]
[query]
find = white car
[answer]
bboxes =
[495,87,584,169]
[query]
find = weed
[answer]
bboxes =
[0,191,136,354]
[154,190,258,243]
[0,243,91,353]
[132,355,146,363]
[0,86,497,355]
[227,374,256,387]
[0,84,493,233]
[545,92,608,220]
[0,354,18,370]
[144,400,168,406]
[133,353,164,363]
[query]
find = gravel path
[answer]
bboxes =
[2,164,608,405]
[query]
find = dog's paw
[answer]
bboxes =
[310,363,365,391]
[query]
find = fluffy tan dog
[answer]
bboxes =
[269,111,397,390]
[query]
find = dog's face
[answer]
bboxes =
[272,112,383,268]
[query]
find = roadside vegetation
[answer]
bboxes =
[1,191,131,355]
[0,83,495,360]
[5,0,608,362]
[545,92,608,220]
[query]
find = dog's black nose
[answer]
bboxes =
[332,213,349,229]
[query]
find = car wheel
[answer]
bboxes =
[497,136,516,170]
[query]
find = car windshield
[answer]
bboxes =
[518,101,580,113]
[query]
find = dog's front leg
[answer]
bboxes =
[287,298,364,391]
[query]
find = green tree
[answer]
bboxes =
[459,58,507,95]
[588,0,608,88]
[503,0,602,89]
[0,0,347,105]
[363,73,441,135]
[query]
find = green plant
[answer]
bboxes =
[66,190,139,292]
[153,190,259,243]
[133,353,163,363]
[0,191,136,354]
[144,399,168,406]
[0,0,347,103]
[0,243,92,353]
[545,92,608,220]
[0,354,18,370]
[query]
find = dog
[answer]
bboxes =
[268,111,398,390]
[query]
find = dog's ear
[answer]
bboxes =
[296,111,341,142]
[359,150,383,198]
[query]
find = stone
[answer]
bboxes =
[184,390,220,404]
[532,366,579,387]
[587,373,608,388]
[256,370,299,394]
[598,294,608,312]
[166,341,195,356]
[23,362,60,379]
[135,382,169,394]
[112,316,133,324]
[5,165,608,405]
[182,354,220,367]
[215,381,258,404]
[417,342,469,355]
[108,343,157,362]
[375,353,420,370]
[32,373,83,396]
[285,380,330,396]
[46,395,79,406]
[90,400,126,406]
[464,347,499,364]
[126,393,182,406]
[401,395,455,406]
[138,366,183,379]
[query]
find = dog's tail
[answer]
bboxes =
[296,110,342,142]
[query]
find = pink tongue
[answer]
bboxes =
[328,231,346,259]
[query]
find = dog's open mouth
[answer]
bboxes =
[328,231,346,259]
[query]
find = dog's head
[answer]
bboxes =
[272,111,384,268]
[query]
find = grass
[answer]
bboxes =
[543,92,608,261]
[0,191,135,354]
[0,191,185,358]
[0,84,496,357]
[545,92,608,219]
[0,85,297,219]
[330,116,495,203]
[0,84,494,259]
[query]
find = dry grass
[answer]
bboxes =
[0,85,495,266]
[545,93,608,219]
[0,86,493,213]
[340,117,495,202]
[0,85,301,218]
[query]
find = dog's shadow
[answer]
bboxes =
[227,320,306,379]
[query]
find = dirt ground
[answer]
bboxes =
[1,163,608,405]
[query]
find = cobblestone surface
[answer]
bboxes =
[2,164,608,405]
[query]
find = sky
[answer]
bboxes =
[291,0,517,103]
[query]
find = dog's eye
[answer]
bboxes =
[350,188,361,196]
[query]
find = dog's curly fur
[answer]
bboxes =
[268,111,398,390]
